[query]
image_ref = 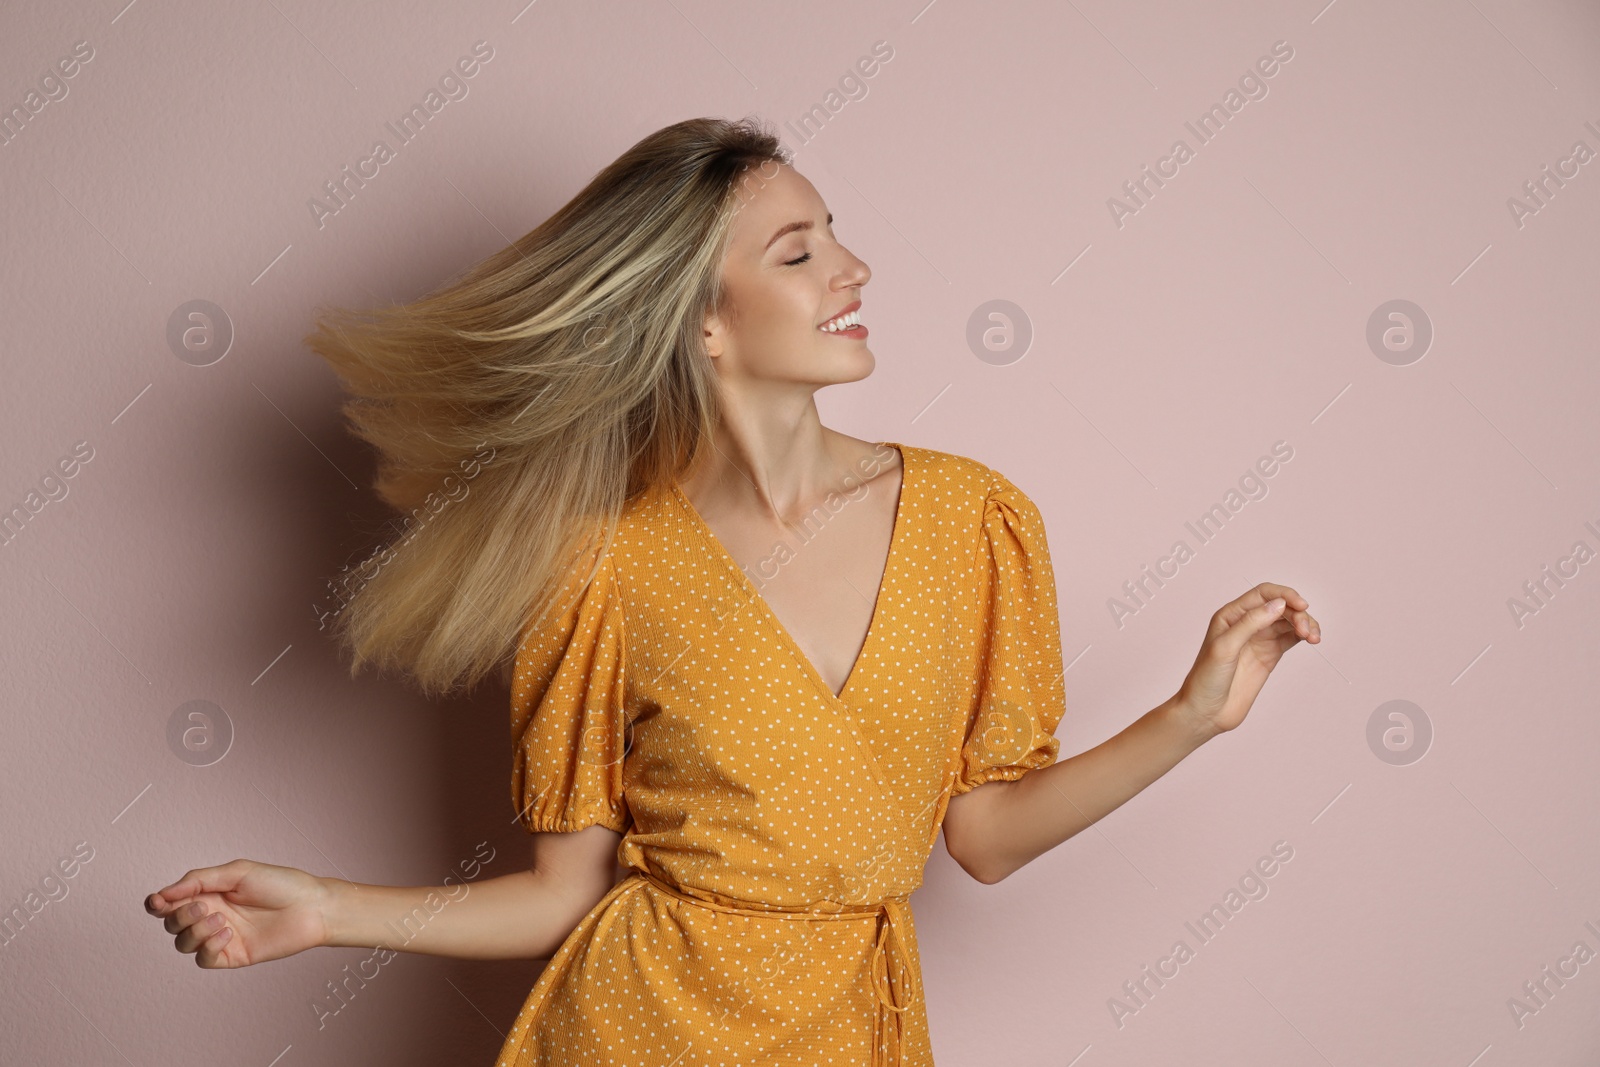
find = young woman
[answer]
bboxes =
[144,117,1319,1066]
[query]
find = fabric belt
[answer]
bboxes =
[636,869,918,1067]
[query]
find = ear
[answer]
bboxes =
[701,306,726,361]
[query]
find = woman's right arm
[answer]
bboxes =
[146,823,623,968]
[325,824,624,960]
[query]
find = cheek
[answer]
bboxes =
[735,315,826,376]
[735,284,816,345]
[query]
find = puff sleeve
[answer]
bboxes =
[951,472,1066,796]
[509,544,631,834]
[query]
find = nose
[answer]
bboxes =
[834,247,870,291]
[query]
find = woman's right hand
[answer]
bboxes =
[144,859,331,968]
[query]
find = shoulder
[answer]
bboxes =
[596,487,659,562]
[891,441,1036,508]
[894,442,1053,570]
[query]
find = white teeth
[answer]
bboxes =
[821,309,861,332]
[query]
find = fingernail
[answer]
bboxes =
[1268,598,1285,613]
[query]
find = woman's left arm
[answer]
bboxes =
[943,583,1321,885]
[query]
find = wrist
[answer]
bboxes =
[316,875,353,949]
[1159,691,1223,749]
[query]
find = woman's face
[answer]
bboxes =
[703,163,873,389]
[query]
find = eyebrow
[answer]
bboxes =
[764,213,832,252]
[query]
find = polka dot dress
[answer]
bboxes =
[494,442,1067,1067]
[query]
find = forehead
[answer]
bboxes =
[728,164,823,248]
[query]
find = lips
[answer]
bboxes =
[818,299,862,331]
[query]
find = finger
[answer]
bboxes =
[163,898,213,936]
[149,862,246,914]
[175,909,230,955]
[1273,626,1308,653]
[1251,583,1307,610]
[194,923,235,968]
[1210,593,1260,636]
[1289,609,1320,642]
[146,886,195,914]
[148,882,201,914]
[1213,596,1289,660]
[1267,616,1307,645]
[1211,584,1307,635]
[1281,607,1319,640]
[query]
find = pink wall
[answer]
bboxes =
[4,0,1600,1063]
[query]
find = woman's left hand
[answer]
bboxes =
[1175,583,1320,738]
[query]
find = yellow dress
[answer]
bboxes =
[493,442,1066,1067]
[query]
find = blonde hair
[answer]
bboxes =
[304,116,790,699]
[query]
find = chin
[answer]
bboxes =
[825,347,876,385]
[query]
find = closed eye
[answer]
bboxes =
[784,252,813,266]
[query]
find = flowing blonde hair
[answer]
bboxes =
[304,116,790,699]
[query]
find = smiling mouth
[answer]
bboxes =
[818,308,867,336]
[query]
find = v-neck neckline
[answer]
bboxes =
[668,441,911,709]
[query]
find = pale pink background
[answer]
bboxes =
[3,0,1599,1064]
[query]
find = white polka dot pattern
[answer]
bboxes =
[496,443,1066,1066]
